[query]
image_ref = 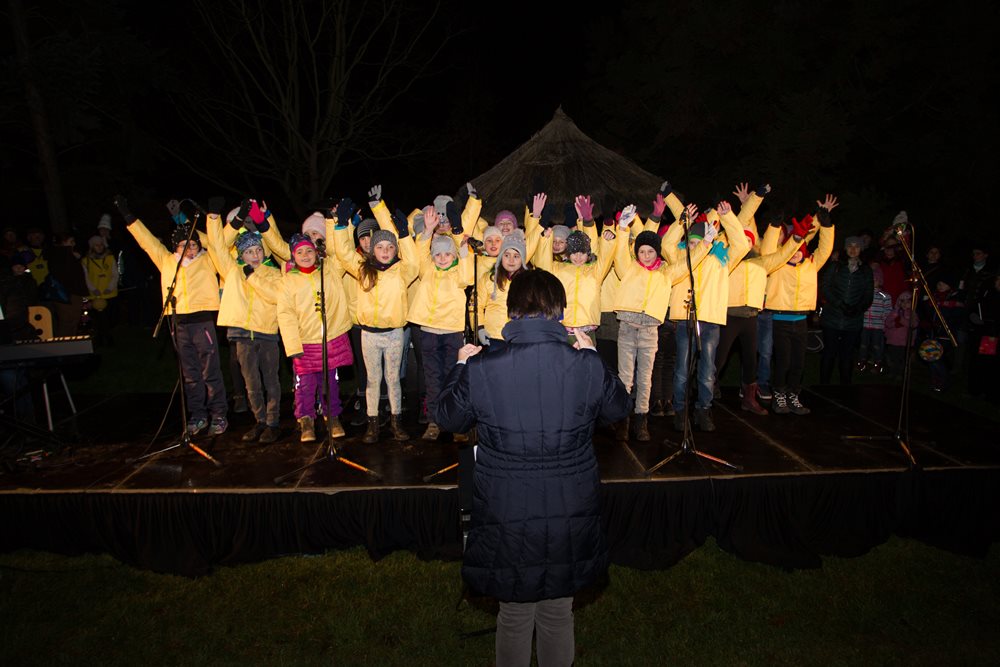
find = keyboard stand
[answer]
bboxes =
[41,371,77,432]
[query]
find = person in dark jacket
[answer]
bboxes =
[819,236,874,384]
[436,269,630,667]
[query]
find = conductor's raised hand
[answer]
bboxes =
[573,329,596,351]
[457,343,483,363]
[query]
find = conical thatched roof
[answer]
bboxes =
[471,107,664,223]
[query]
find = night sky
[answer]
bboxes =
[2,0,997,256]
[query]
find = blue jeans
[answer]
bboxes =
[757,311,773,391]
[673,321,720,411]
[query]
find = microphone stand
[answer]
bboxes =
[647,212,741,474]
[275,238,381,484]
[840,223,956,468]
[139,212,221,466]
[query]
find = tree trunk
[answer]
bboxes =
[8,0,69,236]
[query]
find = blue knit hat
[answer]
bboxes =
[236,231,263,256]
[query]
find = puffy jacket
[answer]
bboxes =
[819,260,875,331]
[762,223,835,312]
[128,218,220,315]
[207,214,283,336]
[435,317,631,602]
[275,260,352,358]
[477,264,517,340]
[534,230,615,328]
[408,236,475,332]
[666,209,750,324]
[728,234,801,309]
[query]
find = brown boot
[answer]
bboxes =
[633,413,650,441]
[389,414,409,441]
[298,416,316,443]
[362,416,379,444]
[614,416,630,441]
[741,383,768,416]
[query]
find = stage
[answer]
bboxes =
[1,384,998,576]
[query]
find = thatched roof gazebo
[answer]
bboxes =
[470,107,664,223]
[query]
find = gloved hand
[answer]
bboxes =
[575,195,594,223]
[618,204,637,229]
[817,209,833,228]
[207,197,226,216]
[112,195,136,226]
[231,199,252,229]
[445,201,461,230]
[651,193,666,220]
[249,200,266,224]
[243,264,254,277]
[659,180,672,196]
[391,208,409,239]
[755,183,772,197]
[367,185,382,210]
[703,221,718,245]
[466,182,478,199]
[166,199,182,217]
[336,197,356,225]
[791,216,812,239]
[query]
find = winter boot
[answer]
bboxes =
[241,422,267,442]
[614,416,631,441]
[632,413,650,442]
[787,392,811,415]
[422,422,441,441]
[298,416,316,442]
[259,425,280,444]
[327,415,346,438]
[389,414,409,441]
[362,416,379,444]
[696,407,716,432]
[772,392,790,415]
[650,400,666,417]
[740,383,768,416]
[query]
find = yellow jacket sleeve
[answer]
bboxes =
[461,196,482,236]
[665,192,685,220]
[814,224,835,271]
[612,227,632,279]
[720,209,750,267]
[737,192,764,228]
[207,214,237,277]
[660,220,686,265]
[761,234,803,274]
[533,232,554,271]
[333,224,360,279]
[761,223,781,254]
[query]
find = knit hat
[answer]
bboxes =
[236,231,263,256]
[289,233,315,255]
[494,210,517,229]
[744,228,758,247]
[844,236,863,250]
[370,228,398,252]
[550,225,571,242]
[498,230,526,266]
[301,212,326,239]
[483,226,502,241]
[433,195,453,216]
[356,218,378,239]
[634,230,661,258]
[431,234,457,257]
[686,222,707,242]
[171,224,198,249]
[97,214,112,231]
[565,230,592,257]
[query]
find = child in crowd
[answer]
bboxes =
[82,234,119,345]
[858,264,893,373]
[884,288,918,378]
[336,186,418,444]
[114,195,228,435]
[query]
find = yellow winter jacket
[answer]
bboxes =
[477,265,519,340]
[727,234,802,309]
[335,205,419,329]
[534,229,615,327]
[276,260,353,358]
[762,223,835,312]
[612,228,708,324]
[666,209,751,325]
[207,214,282,335]
[408,236,475,332]
[82,254,118,299]
[128,218,220,314]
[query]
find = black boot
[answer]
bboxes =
[633,413,650,441]
[362,416,379,444]
[389,414,409,441]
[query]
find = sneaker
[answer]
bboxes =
[787,393,811,415]
[259,426,280,444]
[756,386,772,402]
[772,392,790,414]
[187,418,208,436]
[209,417,228,435]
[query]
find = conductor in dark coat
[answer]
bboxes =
[436,269,631,667]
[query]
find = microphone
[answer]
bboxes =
[314,237,327,258]
[466,237,485,254]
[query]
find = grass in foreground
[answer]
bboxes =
[1,537,997,666]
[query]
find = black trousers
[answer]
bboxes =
[820,326,861,385]
[716,315,758,385]
[772,319,807,395]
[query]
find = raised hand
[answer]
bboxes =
[652,193,667,219]
[207,196,226,216]
[684,202,699,221]
[732,182,750,204]
[249,200,266,224]
[703,222,718,245]
[659,180,672,196]
[574,194,594,222]
[791,216,813,240]
[391,208,409,239]
[112,195,136,225]
[166,199,182,217]
[423,206,440,234]
[467,182,478,198]
[816,194,839,211]
[367,184,382,208]
[717,201,732,216]
[336,197,356,224]
[532,192,548,219]
[755,183,772,197]
[619,204,637,229]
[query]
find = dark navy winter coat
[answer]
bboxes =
[435,317,630,603]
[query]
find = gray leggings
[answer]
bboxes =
[361,328,404,416]
[496,597,574,667]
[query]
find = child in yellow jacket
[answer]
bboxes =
[113,195,227,436]
[336,186,419,444]
[409,207,474,440]
[82,234,118,345]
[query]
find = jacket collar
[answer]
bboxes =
[501,317,567,344]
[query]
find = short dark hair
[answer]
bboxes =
[507,269,566,321]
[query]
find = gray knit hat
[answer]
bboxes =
[356,218,379,239]
[431,234,457,257]
[482,226,502,241]
[370,228,398,251]
[493,230,527,297]
[550,225,571,241]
